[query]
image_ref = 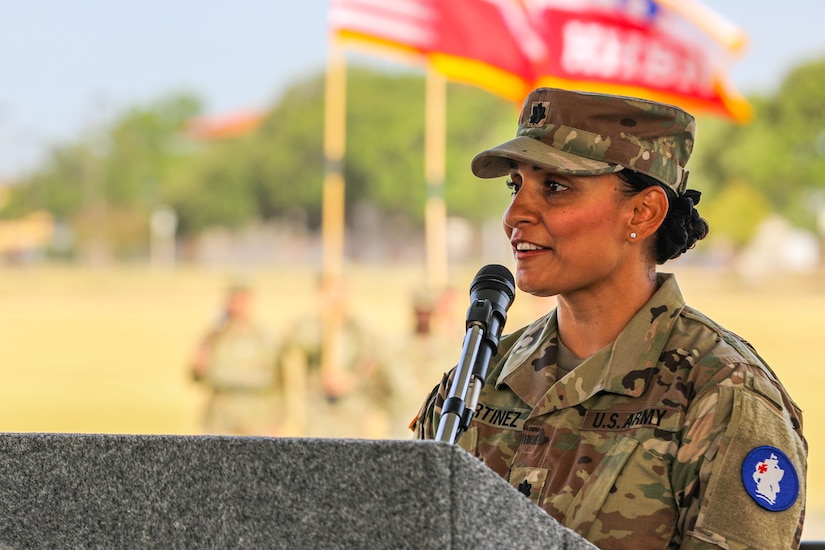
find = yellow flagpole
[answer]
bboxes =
[323,37,347,282]
[320,35,348,404]
[424,65,448,291]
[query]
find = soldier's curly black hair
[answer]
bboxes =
[617,169,709,265]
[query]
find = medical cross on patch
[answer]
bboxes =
[741,446,799,512]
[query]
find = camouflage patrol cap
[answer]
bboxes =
[471,87,696,194]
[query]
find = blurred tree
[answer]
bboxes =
[164,134,263,235]
[444,82,516,220]
[164,77,326,235]
[6,93,202,259]
[103,94,201,206]
[166,67,513,237]
[253,67,512,230]
[6,142,91,219]
[7,56,825,259]
[690,57,825,245]
[770,57,825,228]
[700,178,773,248]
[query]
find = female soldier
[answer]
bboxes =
[414,88,806,549]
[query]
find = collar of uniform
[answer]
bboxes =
[496,308,558,392]
[498,273,686,414]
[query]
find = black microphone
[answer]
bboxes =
[435,264,515,444]
[467,264,516,379]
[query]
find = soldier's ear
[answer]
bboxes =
[628,185,667,240]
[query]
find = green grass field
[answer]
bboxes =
[1,263,823,531]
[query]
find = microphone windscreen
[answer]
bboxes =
[470,264,515,303]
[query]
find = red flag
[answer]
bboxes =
[328,0,751,121]
[526,0,751,121]
[328,0,537,101]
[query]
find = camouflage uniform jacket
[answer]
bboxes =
[414,274,806,549]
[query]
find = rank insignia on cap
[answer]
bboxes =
[741,446,799,512]
[527,101,550,127]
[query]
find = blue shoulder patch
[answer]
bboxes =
[741,446,799,512]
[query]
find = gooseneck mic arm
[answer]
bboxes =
[435,264,515,444]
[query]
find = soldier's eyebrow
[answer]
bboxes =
[532,166,542,172]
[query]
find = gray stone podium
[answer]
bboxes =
[0,434,595,549]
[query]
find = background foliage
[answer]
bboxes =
[4,57,825,258]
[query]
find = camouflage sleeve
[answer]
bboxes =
[412,371,450,440]
[190,327,221,382]
[673,371,806,549]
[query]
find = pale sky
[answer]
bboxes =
[1,0,824,180]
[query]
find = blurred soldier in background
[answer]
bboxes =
[279,275,389,438]
[385,287,457,439]
[190,281,281,436]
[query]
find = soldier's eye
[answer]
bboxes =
[506,179,520,196]
[544,179,568,194]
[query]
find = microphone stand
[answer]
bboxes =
[434,298,492,444]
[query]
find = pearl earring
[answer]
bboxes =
[630,232,637,239]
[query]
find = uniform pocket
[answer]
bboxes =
[565,436,639,533]
[565,436,675,548]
